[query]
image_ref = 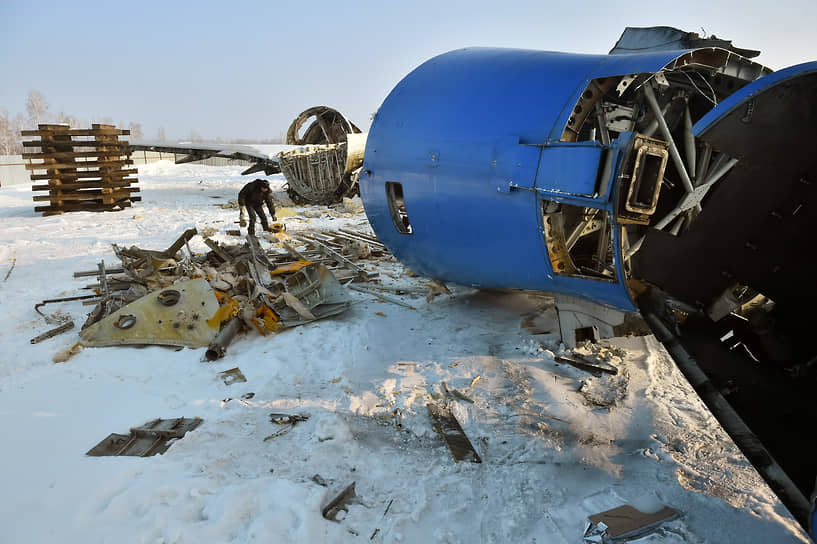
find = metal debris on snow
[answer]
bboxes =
[39,222,394,359]
[321,482,358,521]
[555,353,619,376]
[584,504,679,542]
[219,367,246,385]
[426,402,482,463]
[86,417,203,457]
[30,321,75,344]
[264,412,310,441]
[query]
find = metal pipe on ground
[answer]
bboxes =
[205,318,243,361]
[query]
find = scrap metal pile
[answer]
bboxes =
[279,106,367,205]
[43,227,388,360]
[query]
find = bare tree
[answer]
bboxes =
[55,111,82,128]
[0,109,16,155]
[26,90,50,127]
[0,111,25,154]
[13,113,25,138]
[128,122,143,141]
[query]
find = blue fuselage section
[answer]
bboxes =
[360,48,699,311]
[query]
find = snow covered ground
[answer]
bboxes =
[0,162,809,543]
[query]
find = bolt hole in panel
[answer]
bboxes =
[157,289,180,306]
[114,314,136,329]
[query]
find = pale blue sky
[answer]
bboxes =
[2,0,814,141]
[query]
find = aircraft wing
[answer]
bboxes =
[128,141,293,176]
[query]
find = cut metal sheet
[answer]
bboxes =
[426,402,481,463]
[86,417,203,457]
[274,264,351,326]
[80,278,220,348]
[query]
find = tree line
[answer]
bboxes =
[1,90,282,156]
[0,90,147,155]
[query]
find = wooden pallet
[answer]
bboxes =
[22,124,140,215]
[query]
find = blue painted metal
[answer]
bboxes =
[360,47,720,311]
[546,50,707,144]
[692,61,817,138]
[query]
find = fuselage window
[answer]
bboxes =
[386,181,413,235]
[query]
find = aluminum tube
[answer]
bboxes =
[205,318,243,361]
[683,104,697,181]
[643,84,696,197]
[696,143,713,185]
[701,157,739,187]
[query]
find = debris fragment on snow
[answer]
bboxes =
[86,417,203,457]
[585,504,680,541]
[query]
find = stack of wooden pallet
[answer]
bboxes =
[22,124,140,215]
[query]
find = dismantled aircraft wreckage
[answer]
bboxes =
[129,106,366,205]
[39,226,387,363]
[279,105,366,205]
[359,27,817,537]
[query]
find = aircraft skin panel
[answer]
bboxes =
[534,143,607,197]
[546,49,705,143]
[359,165,546,287]
[367,48,607,162]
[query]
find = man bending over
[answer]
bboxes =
[238,179,277,235]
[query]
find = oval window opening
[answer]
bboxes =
[386,181,413,235]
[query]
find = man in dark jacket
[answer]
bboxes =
[238,179,277,235]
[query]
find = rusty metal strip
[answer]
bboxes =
[3,256,16,282]
[30,321,75,344]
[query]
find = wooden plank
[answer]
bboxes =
[32,185,139,196]
[20,127,71,137]
[25,159,134,170]
[21,128,129,137]
[35,199,137,213]
[32,187,140,201]
[29,169,138,180]
[22,150,129,160]
[32,179,137,191]
[23,140,130,148]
